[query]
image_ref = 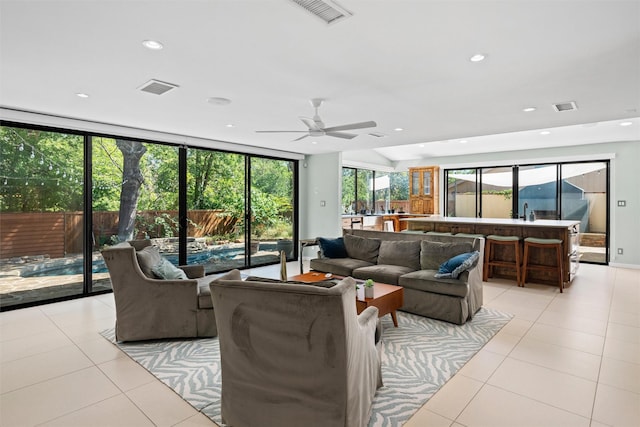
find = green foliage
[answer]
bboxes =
[1,126,83,212]
[3,126,296,242]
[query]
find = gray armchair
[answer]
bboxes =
[210,274,381,427]
[101,240,217,342]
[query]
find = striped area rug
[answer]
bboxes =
[101,307,511,427]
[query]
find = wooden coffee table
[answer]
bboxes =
[289,272,404,327]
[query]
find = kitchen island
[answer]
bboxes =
[402,216,580,284]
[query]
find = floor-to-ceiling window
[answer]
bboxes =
[186,149,246,273]
[342,167,409,215]
[92,137,180,290]
[250,157,295,266]
[445,160,610,264]
[0,121,299,310]
[0,125,85,308]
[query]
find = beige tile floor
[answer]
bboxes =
[1,262,638,426]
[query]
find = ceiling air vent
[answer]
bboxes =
[553,101,578,112]
[288,0,352,24]
[138,79,179,95]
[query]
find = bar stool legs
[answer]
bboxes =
[483,235,522,286]
[522,237,564,292]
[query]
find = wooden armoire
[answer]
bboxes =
[409,166,440,215]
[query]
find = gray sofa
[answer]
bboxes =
[310,229,484,325]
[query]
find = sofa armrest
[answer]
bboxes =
[179,264,205,279]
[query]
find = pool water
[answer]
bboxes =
[20,243,277,278]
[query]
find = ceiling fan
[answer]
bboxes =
[256,98,377,141]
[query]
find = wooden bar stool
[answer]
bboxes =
[483,235,522,285]
[522,237,564,292]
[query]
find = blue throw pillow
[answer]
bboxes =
[318,237,348,258]
[435,251,480,279]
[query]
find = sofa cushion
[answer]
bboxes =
[353,264,415,286]
[317,237,348,258]
[152,257,188,280]
[377,240,421,270]
[136,245,162,278]
[344,233,381,263]
[420,240,473,271]
[435,251,480,279]
[399,270,469,298]
[310,257,374,277]
[199,269,243,309]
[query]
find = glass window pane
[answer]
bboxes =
[1,126,84,308]
[480,167,512,218]
[446,169,477,217]
[518,164,557,220]
[356,169,373,214]
[422,170,431,196]
[250,157,295,267]
[562,162,608,264]
[92,137,179,288]
[187,149,246,273]
[342,168,356,214]
[389,171,409,213]
[374,172,389,214]
[411,170,420,195]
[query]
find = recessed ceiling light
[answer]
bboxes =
[620,121,633,127]
[459,140,468,144]
[142,40,163,50]
[311,141,318,144]
[207,97,231,106]
[225,124,234,128]
[523,107,536,112]
[540,131,551,135]
[76,93,89,98]
[394,127,404,132]
[419,144,425,148]
[469,53,486,62]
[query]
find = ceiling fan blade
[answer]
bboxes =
[255,130,308,133]
[323,121,377,133]
[299,117,321,131]
[326,132,357,140]
[292,134,309,142]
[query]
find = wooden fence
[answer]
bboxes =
[1,210,238,259]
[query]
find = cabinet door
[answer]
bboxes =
[423,198,433,214]
[411,198,424,213]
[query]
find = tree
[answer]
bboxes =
[115,139,146,242]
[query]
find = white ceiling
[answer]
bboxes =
[1,0,639,163]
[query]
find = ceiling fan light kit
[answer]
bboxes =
[256,98,377,141]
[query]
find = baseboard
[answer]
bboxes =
[609,262,640,270]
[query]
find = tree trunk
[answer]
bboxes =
[116,139,146,242]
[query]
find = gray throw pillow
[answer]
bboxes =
[420,240,473,271]
[151,257,188,280]
[344,234,381,263]
[377,240,421,270]
[136,245,163,278]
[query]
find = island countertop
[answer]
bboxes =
[401,216,580,228]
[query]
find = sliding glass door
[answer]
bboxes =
[561,162,608,263]
[0,125,84,308]
[92,137,180,290]
[445,160,609,264]
[250,157,295,266]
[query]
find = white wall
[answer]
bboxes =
[300,152,343,240]
[306,140,640,268]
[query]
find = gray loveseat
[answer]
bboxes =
[310,229,484,325]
